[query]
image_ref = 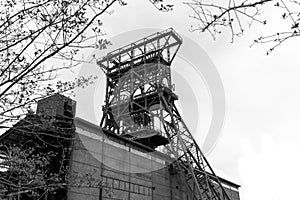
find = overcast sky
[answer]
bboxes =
[73,1,300,199]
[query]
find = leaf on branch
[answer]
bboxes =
[96,39,112,50]
[282,13,286,19]
[291,23,299,29]
[34,49,42,56]
[97,20,103,26]
[118,0,127,6]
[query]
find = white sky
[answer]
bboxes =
[73,1,300,199]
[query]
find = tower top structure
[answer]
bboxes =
[97,28,182,74]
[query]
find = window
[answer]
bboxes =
[125,182,129,191]
[139,185,144,194]
[134,185,139,193]
[100,176,152,197]
[106,178,112,187]
[120,181,125,190]
[146,187,151,196]
[101,177,107,186]
[130,183,134,192]
[113,180,119,189]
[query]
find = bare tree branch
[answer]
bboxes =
[184,0,273,41]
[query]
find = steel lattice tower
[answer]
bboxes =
[97,28,231,200]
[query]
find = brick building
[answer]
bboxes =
[0,94,240,200]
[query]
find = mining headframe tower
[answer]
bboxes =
[97,28,237,200]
